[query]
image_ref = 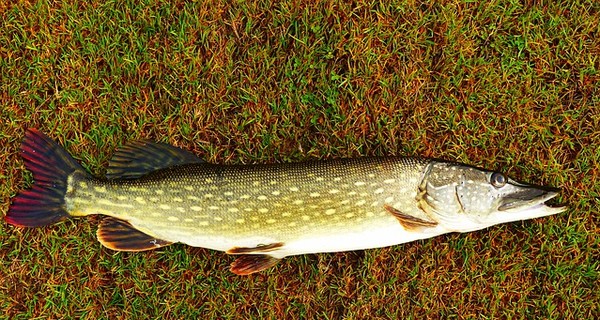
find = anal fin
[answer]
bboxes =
[384,204,438,231]
[230,255,280,275]
[97,217,172,251]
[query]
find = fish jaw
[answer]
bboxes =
[493,191,567,223]
[479,181,567,229]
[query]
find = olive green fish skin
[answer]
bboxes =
[66,157,433,256]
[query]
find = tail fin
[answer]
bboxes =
[6,129,88,227]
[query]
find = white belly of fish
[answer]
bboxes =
[141,215,448,259]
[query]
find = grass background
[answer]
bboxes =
[1,0,598,318]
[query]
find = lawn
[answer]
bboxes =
[1,0,598,318]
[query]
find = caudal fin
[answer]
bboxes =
[6,129,88,227]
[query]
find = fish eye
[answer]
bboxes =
[490,172,507,188]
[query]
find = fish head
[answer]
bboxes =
[418,162,566,232]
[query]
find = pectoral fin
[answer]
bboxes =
[97,217,172,251]
[230,255,280,275]
[384,204,438,231]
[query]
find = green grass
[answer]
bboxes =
[1,0,598,318]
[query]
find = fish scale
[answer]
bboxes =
[6,129,566,275]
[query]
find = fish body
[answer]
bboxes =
[67,157,436,257]
[6,130,566,275]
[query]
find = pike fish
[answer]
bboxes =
[6,129,566,275]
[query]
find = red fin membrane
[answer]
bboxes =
[6,129,88,227]
[230,255,280,275]
[97,217,172,251]
[106,140,203,179]
[7,186,69,227]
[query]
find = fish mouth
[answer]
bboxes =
[498,182,567,218]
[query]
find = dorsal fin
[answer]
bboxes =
[97,217,173,251]
[106,140,203,179]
